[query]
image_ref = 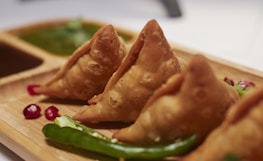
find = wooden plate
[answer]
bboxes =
[0,19,263,161]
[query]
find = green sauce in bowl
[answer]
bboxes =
[18,18,134,56]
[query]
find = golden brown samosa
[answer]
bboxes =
[181,87,263,161]
[113,54,239,146]
[73,19,183,123]
[32,25,127,100]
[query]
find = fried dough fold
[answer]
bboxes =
[73,19,183,123]
[33,25,127,100]
[113,54,239,146]
[181,87,263,161]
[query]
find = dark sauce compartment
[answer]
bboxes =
[0,41,43,78]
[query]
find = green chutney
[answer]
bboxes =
[19,20,134,56]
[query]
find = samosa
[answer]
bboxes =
[32,25,127,100]
[181,87,263,161]
[113,55,239,146]
[73,19,183,123]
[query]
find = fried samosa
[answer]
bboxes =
[32,25,127,100]
[113,54,239,146]
[73,19,183,123]
[181,87,263,161]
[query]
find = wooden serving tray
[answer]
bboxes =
[1,19,263,161]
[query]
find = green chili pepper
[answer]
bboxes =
[54,115,111,141]
[42,120,196,160]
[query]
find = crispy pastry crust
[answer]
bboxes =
[113,54,239,146]
[73,19,183,123]
[181,87,263,161]
[34,25,127,100]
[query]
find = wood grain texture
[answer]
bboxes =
[1,26,263,161]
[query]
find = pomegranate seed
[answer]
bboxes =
[224,77,235,86]
[237,80,256,90]
[27,84,40,96]
[23,104,41,119]
[44,105,60,121]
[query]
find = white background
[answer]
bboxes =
[0,0,263,160]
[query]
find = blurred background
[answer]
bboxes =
[0,0,263,160]
[0,0,263,70]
